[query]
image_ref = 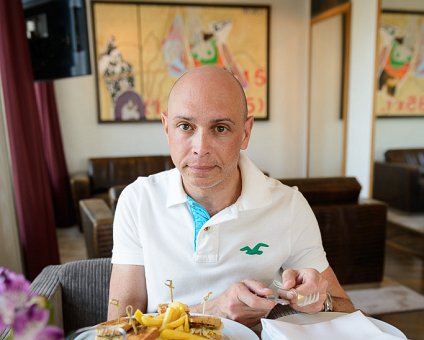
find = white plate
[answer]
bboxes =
[275,312,406,338]
[70,316,259,340]
[221,317,259,340]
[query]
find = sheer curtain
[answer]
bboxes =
[0,0,60,279]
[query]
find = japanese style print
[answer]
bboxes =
[92,3,269,122]
[377,11,424,116]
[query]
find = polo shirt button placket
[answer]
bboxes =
[204,227,210,232]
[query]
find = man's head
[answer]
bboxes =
[162,66,254,195]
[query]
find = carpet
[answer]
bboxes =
[347,285,424,315]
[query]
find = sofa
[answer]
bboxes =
[70,155,174,228]
[79,176,387,285]
[373,148,424,212]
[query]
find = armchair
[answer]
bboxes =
[71,155,174,228]
[373,148,424,212]
[280,177,387,285]
[29,258,112,335]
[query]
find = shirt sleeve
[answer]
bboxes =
[111,182,145,265]
[284,191,329,273]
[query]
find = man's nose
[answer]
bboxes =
[192,129,211,156]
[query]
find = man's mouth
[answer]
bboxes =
[188,165,216,171]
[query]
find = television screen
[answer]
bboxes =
[22,0,91,81]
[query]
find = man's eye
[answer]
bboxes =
[215,126,228,133]
[178,123,191,131]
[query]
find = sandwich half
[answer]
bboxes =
[189,315,222,340]
[95,318,159,340]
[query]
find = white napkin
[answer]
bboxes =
[261,311,405,340]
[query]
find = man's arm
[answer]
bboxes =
[107,264,147,320]
[320,266,355,312]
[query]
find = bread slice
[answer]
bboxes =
[189,316,222,329]
[96,318,133,337]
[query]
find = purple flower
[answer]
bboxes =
[35,326,65,340]
[0,268,32,329]
[13,303,49,337]
[0,267,64,340]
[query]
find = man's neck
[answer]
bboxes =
[184,168,242,216]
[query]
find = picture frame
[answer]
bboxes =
[376,10,424,117]
[91,1,270,123]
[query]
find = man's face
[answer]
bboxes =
[162,67,253,193]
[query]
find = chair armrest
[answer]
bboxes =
[70,172,91,227]
[108,184,126,214]
[80,199,113,258]
[373,161,421,212]
[30,265,63,329]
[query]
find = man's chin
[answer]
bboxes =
[182,173,222,190]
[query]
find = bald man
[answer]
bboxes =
[108,66,354,327]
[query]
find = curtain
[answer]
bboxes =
[34,82,75,228]
[0,0,60,279]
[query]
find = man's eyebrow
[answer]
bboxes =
[172,115,193,121]
[211,118,236,125]
[172,116,236,125]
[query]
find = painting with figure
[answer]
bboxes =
[377,10,424,117]
[92,2,270,122]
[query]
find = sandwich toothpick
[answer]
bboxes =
[202,291,212,315]
[109,298,120,322]
[165,280,175,302]
[126,305,137,335]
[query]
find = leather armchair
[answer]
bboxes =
[70,155,174,228]
[373,148,424,212]
[80,176,387,285]
[280,177,387,285]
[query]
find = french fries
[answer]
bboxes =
[132,302,203,339]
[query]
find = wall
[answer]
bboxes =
[309,15,344,177]
[374,0,424,161]
[55,0,311,178]
[345,0,379,197]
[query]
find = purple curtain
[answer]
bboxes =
[34,82,75,228]
[0,0,60,279]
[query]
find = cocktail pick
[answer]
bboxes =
[165,280,175,302]
[202,291,212,315]
[109,298,120,322]
[126,305,137,335]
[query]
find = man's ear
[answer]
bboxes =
[241,116,254,150]
[161,111,168,134]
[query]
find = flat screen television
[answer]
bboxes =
[22,0,91,81]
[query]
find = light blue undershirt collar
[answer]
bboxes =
[186,196,211,250]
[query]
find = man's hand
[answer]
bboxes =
[191,279,276,327]
[277,268,328,313]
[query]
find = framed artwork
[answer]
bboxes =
[377,10,424,117]
[91,1,270,122]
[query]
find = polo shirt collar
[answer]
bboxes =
[237,153,274,211]
[166,168,187,207]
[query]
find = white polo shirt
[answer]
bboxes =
[111,154,329,313]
